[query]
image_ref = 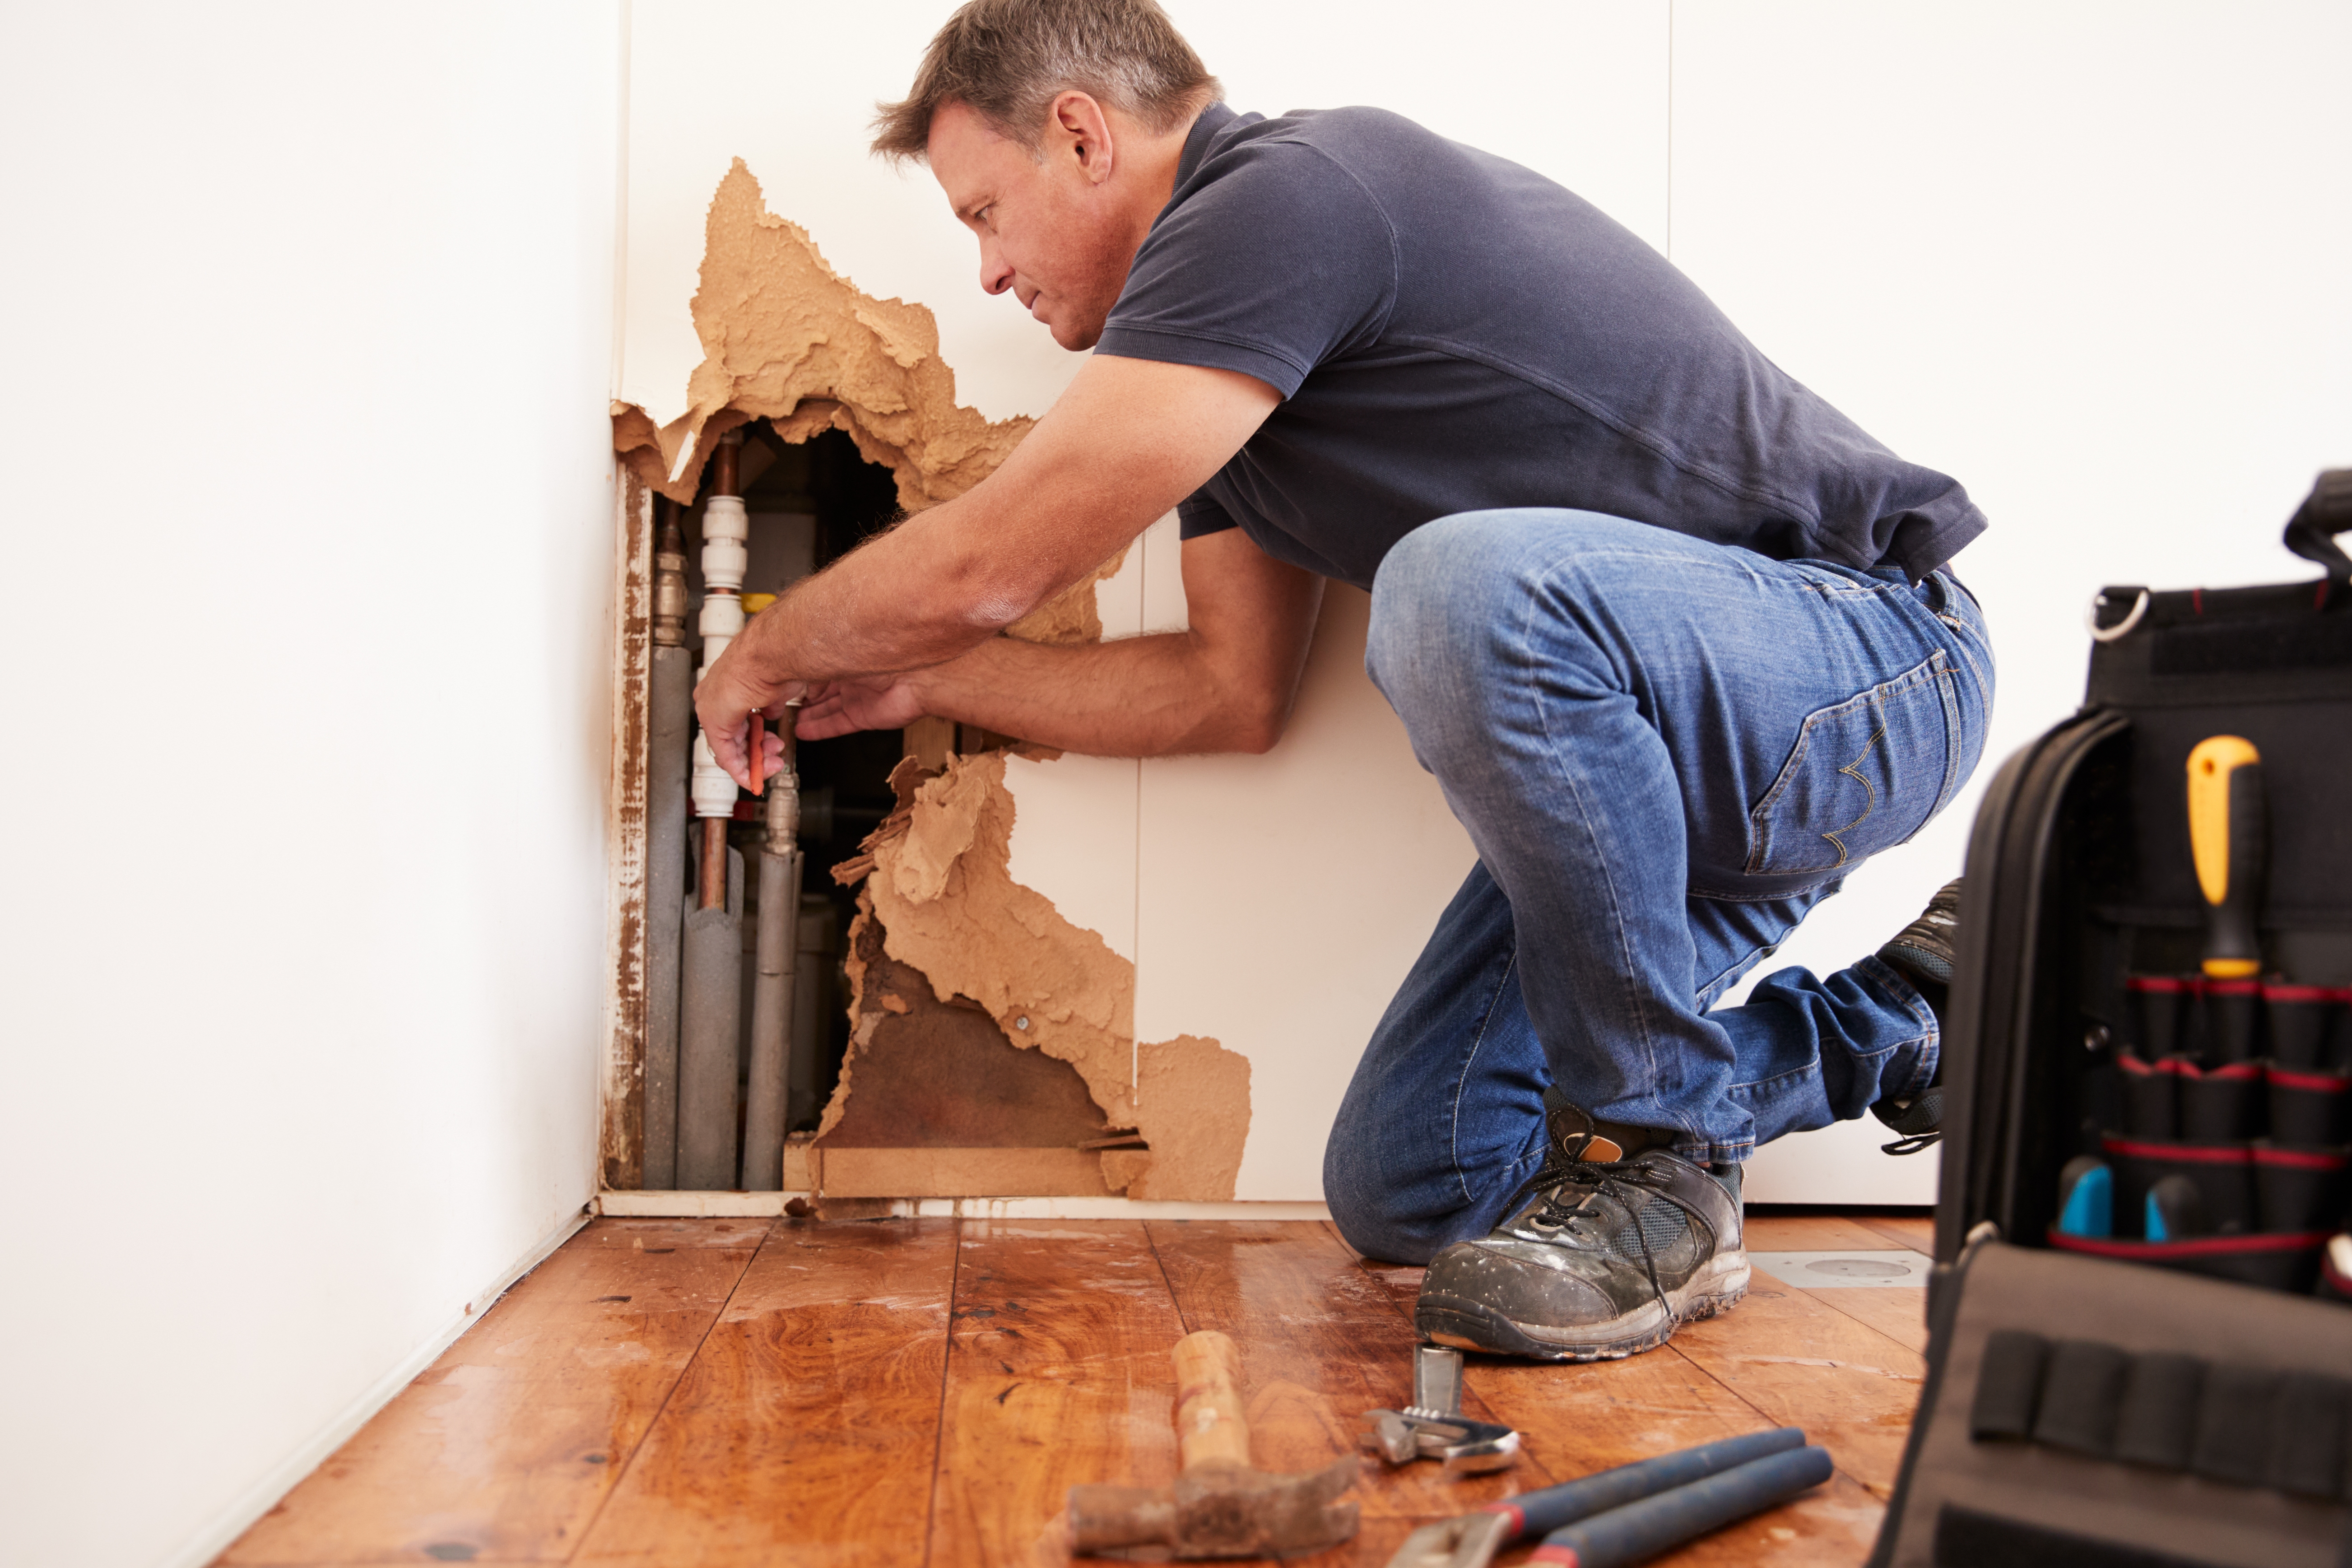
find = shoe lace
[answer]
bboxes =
[1529,1163,1678,1317]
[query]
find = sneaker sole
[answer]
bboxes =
[1414,1253,1751,1363]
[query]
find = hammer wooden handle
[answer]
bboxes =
[1171,1330,1251,1472]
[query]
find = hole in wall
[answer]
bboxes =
[676,425,905,1141]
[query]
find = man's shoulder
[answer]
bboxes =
[1193,105,1450,188]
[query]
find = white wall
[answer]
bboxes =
[619,0,2352,1206]
[0,6,625,1566]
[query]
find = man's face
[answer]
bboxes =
[928,98,1142,352]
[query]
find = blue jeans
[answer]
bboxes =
[1325,510,1994,1263]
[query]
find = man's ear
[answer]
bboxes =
[1050,90,1117,185]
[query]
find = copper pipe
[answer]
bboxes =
[699,817,730,911]
[712,428,741,498]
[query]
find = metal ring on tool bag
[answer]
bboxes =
[2086,587,2149,643]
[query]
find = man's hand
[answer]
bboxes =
[691,355,1279,788]
[692,650,804,789]
[795,675,929,741]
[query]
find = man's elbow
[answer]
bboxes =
[934,543,1052,635]
[1221,690,1295,756]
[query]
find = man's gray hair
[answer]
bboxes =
[872,0,1221,164]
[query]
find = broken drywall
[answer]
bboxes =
[835,754,1135,1126]
[827,752,1251,1201]
[1129,1036,1250,1202]
[611,158,1031,511]
[608,158,1115,655]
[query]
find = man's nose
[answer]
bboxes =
[977,240,1014,296]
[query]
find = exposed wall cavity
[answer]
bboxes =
[824,756,1250,1201]
[607,161,1249,1200]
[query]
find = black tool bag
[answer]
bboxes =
[1871,472,2352,1568]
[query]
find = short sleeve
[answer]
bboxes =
[1178,493,1239,540]
[1095,139,1397,397]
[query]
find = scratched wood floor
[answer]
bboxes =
[217,1211,1932,1567]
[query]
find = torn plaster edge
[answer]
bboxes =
[593,1191,1331,1222]
[1001,750,1141,963]
[598,465,655,1191]
[862,751,1143,1130]
[156,1205,590,1568]
[611,160,1036,510]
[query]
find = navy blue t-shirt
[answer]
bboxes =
[1094,104,1985,590]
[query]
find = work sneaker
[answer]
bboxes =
[1413,1101,1747,1362]
[1871,878,1962,1155]
[1879,877,1962,994]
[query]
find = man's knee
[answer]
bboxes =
[1369,510,1539,719]
[1323,1122,1513,1266]
[1322,1110,1455,1266]
[1323,1180,1448,1266]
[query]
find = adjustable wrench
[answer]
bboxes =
[1358,1345,1521,1477]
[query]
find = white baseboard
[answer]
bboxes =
[595,1189,1333,1222]
[162,1205,591,1568]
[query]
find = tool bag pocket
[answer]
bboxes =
[1745,652,1962,877]
[2268,984,2352,1072]
[2115,1052,2179,1139]
[2270,1068,2352,1147]
[2174,1059,2267,1141]
[2102,1136,2257,1237]
[1870,1240,2352,1567]
[2257,1144,2352,1235]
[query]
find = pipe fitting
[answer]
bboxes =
[691,733,738,819]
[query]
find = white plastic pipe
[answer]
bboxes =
[689,493,749,821]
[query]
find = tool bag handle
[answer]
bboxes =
[2282,468,2352,606]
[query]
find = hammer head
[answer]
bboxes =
[1068,1455,1360,1559]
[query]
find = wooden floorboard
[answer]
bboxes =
[1852,1211,1935,1252]
[227,1212,1929,1568]
[1744,1213,1923,1253]
[926,1220,1188,1568]
[1668,1272,1925,1498]
[1744,1211,1932,1353]
[571,1216,958,1567]
[218,1220,759,1565]
[1788,1283,1929,1356]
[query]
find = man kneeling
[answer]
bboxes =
[695,0,1992,1360]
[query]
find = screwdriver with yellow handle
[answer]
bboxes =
[2187,736,2265,980]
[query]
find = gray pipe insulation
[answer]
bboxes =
[640,644,693,1189]
[676,846,744,1192]
[740,844,802,1189]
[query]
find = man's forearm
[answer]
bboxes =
[908,631,1290,758]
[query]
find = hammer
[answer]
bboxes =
[1067,1329,1360,1559]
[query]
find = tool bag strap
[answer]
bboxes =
[2282,467,2352,606]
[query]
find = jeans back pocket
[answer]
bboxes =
[1745,652,1962,879]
